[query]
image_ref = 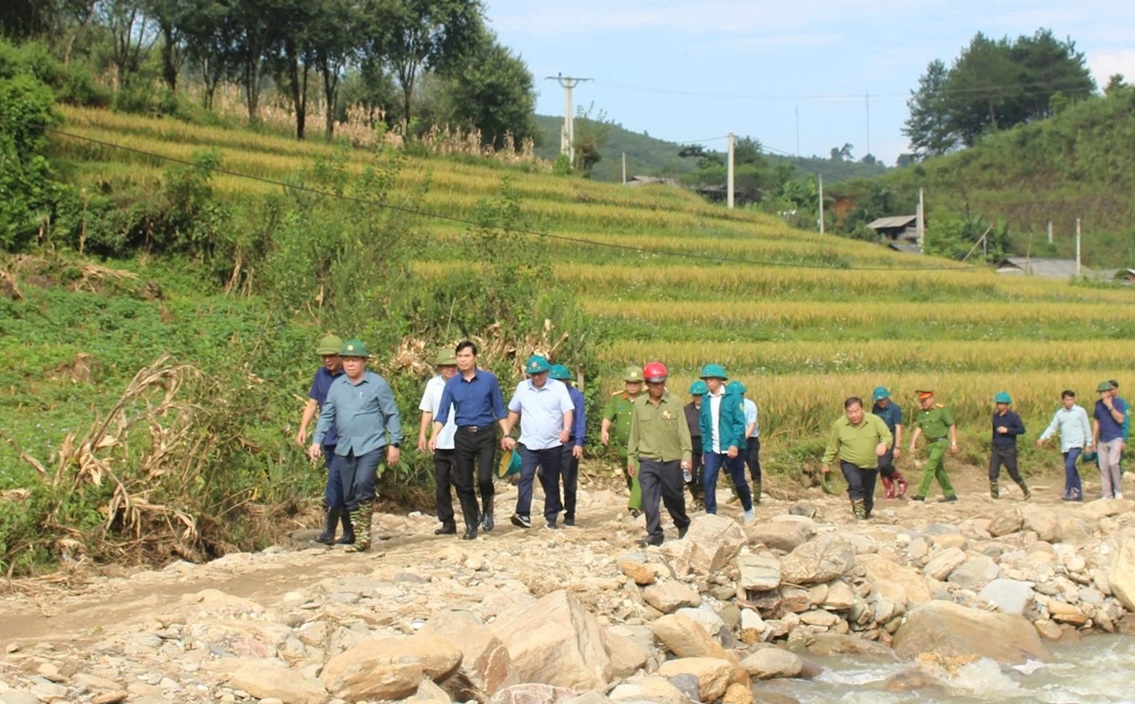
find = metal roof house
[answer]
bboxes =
[995,258,1097,279]
[866,215,921,253]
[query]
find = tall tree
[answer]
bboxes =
[266,0,314,139]
[902,59,955,157]
[228,0,274,122]
[441,28,537,150]
[96,0,153,90]
[308,0,361,141]
[142,0,187,91]
[179,0,233,110]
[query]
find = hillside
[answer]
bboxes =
[831,86,1135,266]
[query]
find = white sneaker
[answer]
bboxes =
[1116,492,1125,500]
[743,508,755,523]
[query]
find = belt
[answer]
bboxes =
[459,424,493,434]
[928,436,947,442]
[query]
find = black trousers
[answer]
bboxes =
[640,458,690,542]
[989,444,1024,483]
[454,426,496,521]
[433,448,457,526]
[687,436,703,498]
[840,460,878,514]
[745,436,762,484]
[878,445,897,477]
[561,443,580,520]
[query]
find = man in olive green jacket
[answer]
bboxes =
[822,396,892,519]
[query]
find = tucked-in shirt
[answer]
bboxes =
[1039,405,1092,451]
[916,405,955,440]
[822,414,893,469]
[1095,398,1129,443]
[308,367,342,446]
[508,378,574,450]
[314,370,403,456]
[419,375,457,450]
[991,410,1026,448]
[871,400,902,437]
[435,369,506,427]
[627,391,692,464]
[684,402,702,438]
[566,385,586,447]
[602,393,636,448]
[743,398,759,438]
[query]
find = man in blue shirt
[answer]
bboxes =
[550,364,586,526]
[1093,380,1129,499]
[309,338,402,553]
[870,387,908,499]
[989,392,1030,499]
[502,355,574,530]
[432,341,508,540]
[295,335,350,545]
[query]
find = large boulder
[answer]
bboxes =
[892,601,1051,665]
[418,610,511,698]
[979,579,1035,615]
[748,519,816,552]
[642,581,701,613]
[779,535,856,586]
[947,555,1000,590]
[1108,536,1135,611]
[656,657,735,702]
[859,554,931,605]
[660,514,746,575]
[737,554,781,592]
[488,590,612,691]
[228,662,327,704]
[739,647,803,679]
[319,635,463,702]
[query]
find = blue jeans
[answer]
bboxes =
[337,448,383,510]
[1063,447,1083,499]
[516,444,563,522]
[322,444,344,509]
[703,451,752,514]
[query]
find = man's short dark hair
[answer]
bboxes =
[1110,379,1119,389]
[1062,389,1076,399]
[455,340,477,356]
[845,396,864,410]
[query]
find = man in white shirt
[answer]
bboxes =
[418,352,459,535]
[1037,389,1094,501]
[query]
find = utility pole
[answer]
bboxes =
[917,188,925,253]
[1075,218,1082,276]
[865,92,871,159]
[545,74,592,163]
[1047,221,1053,244]
[621,151,626,184]
[727,133,735,209]
[817,173,824,234]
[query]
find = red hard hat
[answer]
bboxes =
[643,361,668,383]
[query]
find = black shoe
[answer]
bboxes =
[335,531,355,545]
[481,512,494,532]
[629,509,641,518]
[564,517,575,527]
[545,520,558,530]
[677,525,689,539]
[941,495,958,503]
[510,514,531,529]
[434,523,457,535]
[911,495,925,502]
[462,526,477,540]
[637,536,663,547]
[314,533,335,545]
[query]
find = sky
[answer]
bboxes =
[485,1,1135,167]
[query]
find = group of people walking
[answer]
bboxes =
[295,333,1131,549]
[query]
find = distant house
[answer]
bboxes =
[995,258,1097,279]
[1114,268,1135,284]
[866,215,920,252]
[626,175,680,187]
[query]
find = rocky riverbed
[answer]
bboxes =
[2,467,1134,704]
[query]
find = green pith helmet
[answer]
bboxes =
[873,386,890,401]
[525,355,551,375]
[316,335,343,355]
[623,366,644,382]
[994,392,1012,404]
[689,380,708,395]
[1098,381,1115,392]
[727,380,746,395]
[699,363,728,380]
[549,364,572,381]
[340,338,368,358]
[434,351,458,366]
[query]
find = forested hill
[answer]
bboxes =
[833,85,1135,263]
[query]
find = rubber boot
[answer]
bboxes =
[1017,479,1032,500]
[894,472,909,497]
[752,481,762,505]
[315,507,338,545]
[462,513,478,541]
[881,475,895,499]
[480,494,494,532]
[990,479,1000,499]
[345,503,373,552]
[851,498,867,520]
[335,508,354,544]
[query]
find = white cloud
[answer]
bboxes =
[1089,50,1135,86]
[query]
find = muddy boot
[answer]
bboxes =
[1017,480,1032,500]
[851,498,867,520]
[344,502,373,553]
[894,472,909,498]
[881,475,895,499]
[752,481,762,505]
[990,479,1000,499]
[314,507,338,545]
[480,494,494,532]
[336,508,354,544]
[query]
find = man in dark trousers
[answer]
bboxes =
[990,391,1030,499]
[870,386,909,499]
[550,364,586,526]
[432,341,508,540]
[684,380,707,509]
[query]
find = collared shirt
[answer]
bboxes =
[508,378,574,450]
[436,369,506,427]
[916,405,955,440]
[991,410,1026,448]
[871,400,903,436]
[1039,405,1092,451]
[700,389,746,454]
[628,391,692,464]
[308,367,342,446]
[708,390,724,453]
[419,375,457,450]
[743,398,759,438]
[602,392,636,447]
[566,385,586,447]
[684,402,702,438]
[1095,398,1129,443]
[314,370,403,456]
[822,413,893,469]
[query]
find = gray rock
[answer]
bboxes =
[979,579,1035,615]
[780,535,856,586]
[923,547,967,580]
[947,555,1000,590]
[749,521,816,552]
[737,554,781,591]
[740,647,803,679]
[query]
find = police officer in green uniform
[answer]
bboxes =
[602,366,645,515]
[907,389,959,502]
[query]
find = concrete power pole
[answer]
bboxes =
[727,133,735,209]
[546,74,592,164]
[917,188,926,253]
[817,173,824,234]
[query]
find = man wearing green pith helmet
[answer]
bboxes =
[684,380,707,509]
[602,366,645,515]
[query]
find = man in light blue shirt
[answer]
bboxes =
[309,338,402,552]
[502,355,574,530]
[729,380,763,505]
[1037,389,1093,501]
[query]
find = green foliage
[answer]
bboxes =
[924,208,1011,262]
[0,73,63,250]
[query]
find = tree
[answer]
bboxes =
[904,28,1095,155]
[96,0,154,90]
[142,0,187,91]
[376,0,482,130]
[265,0,315,139]
[178,0,234,110]
[572,102,608,177]
[307,0,361,141]
[829,143,853,161]
[440,28,537,150]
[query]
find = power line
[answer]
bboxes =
[43,125,983,274]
